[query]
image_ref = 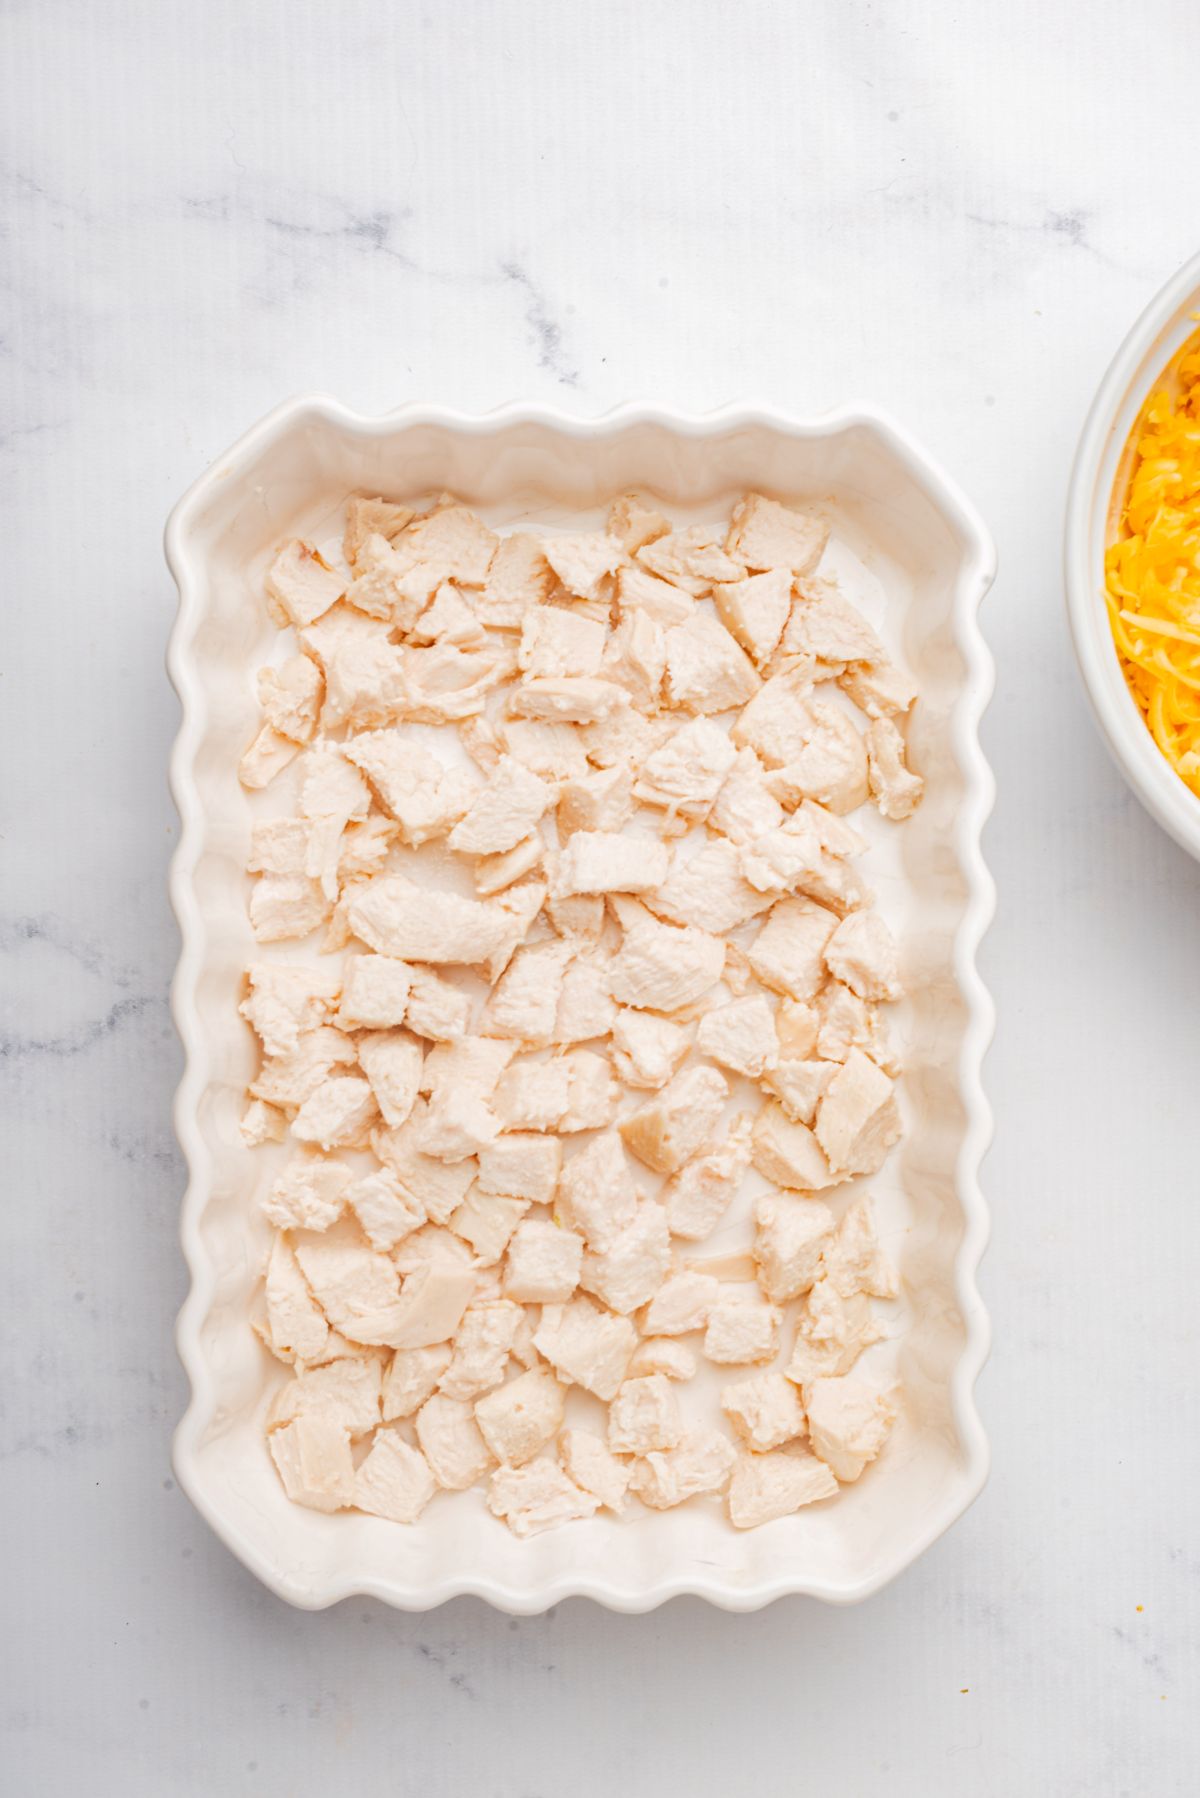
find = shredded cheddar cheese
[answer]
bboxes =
[1105,342,1200,795]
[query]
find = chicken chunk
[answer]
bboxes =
[558,1428,631,1511]
[348,876,511,967]
[344,1168,425,1252]
[541,530,623,601]
[866,715,924,819]
[476,532,554,630]
[447,753,553,855]
[696,995,778,1079]
[551,830,672,898]
[356,1031,422,1129]
[750,1103,837,1192]
[353,1431,437,1524]
[601,608,666,711]
[477,1132,562,1204]
[264,1233,330,1364]
[708,746,786,844]
[609,1009,693,1090]
[619,1064,728,1175]
[553,952,618,1044]
[608,904,725,1011]
[637,524,743,595]
[730,663,818,767]
[727,1447,837,1527]
[557,765,634,839]
[269,1416,355,1512]
[241,963,341,1059]
[608,493,671,554]
[747,897,838,1001]
[616,562,695,628]
[813,1050,901,1177]
[519,605,605,678]
[753,1193,835,1302]
[557,1131,640,1252]
[643,837,774,934]
[415,1393,494,1490]
[629,1429,736,1508]
[475,1367,565,1466]
[382,1343,453,1420]
[642,1271,720,1336]
[404,967,473,1042]
[725,494,828,576]
[766,701,868,816]
[632,715,738,818]
[504,1218,585,1304]
[481,940,573,1046]
[267,1354,383,1438]
[488,1460,600,1535]
[702,1285,781,1364]
[607,1374,683,1454]
[804,1376,894,1482]
[291,1075,379,1150]
[664,612,760,714]
[533,1296,637,1400]
[265,539,345,627]
[822,910,901,1002]
[580,1201,672,1314]
[511,675,626,724]
[257,654,323,744]
[711,568,792,666]
[448,1186,529,1264]
[336,954,412,1031]
[721,1370,807,1452]
[661,1115,754,1240]
[343,731,476,845]
[628,1337,697,1381]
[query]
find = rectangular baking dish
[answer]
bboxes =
[166,400,996,1612]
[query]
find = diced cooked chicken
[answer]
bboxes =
[784,1279,885,1384]
[418,1083,500,1162]
[415,1393,495,1489]
[747,896,838,1001]
[557,765,634,839]
[533,1296,637,1399]
[344,497,414,571]
[372,1107,478,1223]
[619,1064,728,1175]
[727,1447,837,1527]
[247,818,310,876]
[580,1200,671,1314]
[480,940,573,1046]
[249,872,329,942]
[504,1218,585,1304]
[338,815,397,881]
[661,1115,753,1240]
[477,1130,562,1205]
[750,1103,837,1192]
[556,1131,639,1251]
[476,532,554,629]
[775,998,820,1057]
[609,1009,693,1090]
[820,1197,897,1299]
[269,1415,355,1512]
[266,539,345,627]
[557,1047,618,1132]
[725,494,828,576]
[352,1430,437,1524]
[482,879,547,984]
[580,702,674,772]
[241,964,341,1059]
[541,530,624,600]
[629,1429,736,1508]
[628,1337,697,1381]
[343,730,475,845]
[608,493,671,555]
[632,715,737,819]
[403,643,515,723]
[435,1301,523,1402]
[298,747,373,900]
[348,877,508,967]
[381,1344,453,1420]
[301,608,409,733]
[251,1025,358,1112]
[776,577,886,670]
[721,1370,807,1452]
[264,1233,330,1363]
[553,952,618,1044]
[804,1376,894,1482]
[502,717,589,780]
[474,834,544,896]
[730,664,818,768]
[607,1373,683,1454]
[518,605,605,678]
[813,1050,901,1177]
[354,1030,422,1129]
[398,502,498,589]
[475,1367,565,1466]
[344,1168,425,1251]
[242,1097,287,1147]
[814,980,877,1063]
[740,810,867,917]
[492,1058,570,1130]
[389,1262,476,1349]
[409,581,488,650]
[292,1074,379,1150]
[262,1156,352,1231]
[558,1427,631,1511]
[292,1232,407,1346]
[600,608,666,711]
[760,1055,837,1126]
[267,1354,383,1438]
[643,837,774,934]
[711,568,792,667]
[335,954,410,1031]
[511,675,626,724]
[638,524,743,595]
[642,1271,720,1336]
[702,1284,781,1364]
[403,966,472,1042]
[488,1459,600,1535]
[616,562,695,627]
[447,753,552,856]
[866,715,924,819]
[448,1186,529,1263]
[696,995,778,1079]
[551,829,671,897]
[822,909,900,1002]
[664,612,760,714]
[708,745,786,844]
[607,903,725,1011]
[257,654,323,745]
[753,1194,835,1302]
[544,892,606,944]
[766,701,868,816]
[840,657,917,719]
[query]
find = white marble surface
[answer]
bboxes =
[4,0,1199,1791]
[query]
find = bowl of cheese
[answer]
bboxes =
[1067,248,1200,859]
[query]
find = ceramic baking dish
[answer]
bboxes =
[166,400,996,1612]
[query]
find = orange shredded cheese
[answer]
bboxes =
[1105,344,1200,795]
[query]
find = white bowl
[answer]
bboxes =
[1066,248,1200,860]
[166,399,996,1612]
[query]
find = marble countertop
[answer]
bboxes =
[4,0,1198,1792]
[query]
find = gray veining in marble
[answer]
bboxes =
[3,0,1199,1793]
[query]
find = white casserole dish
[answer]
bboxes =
[1066,247,1200,862]
[166,400,996,1612]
